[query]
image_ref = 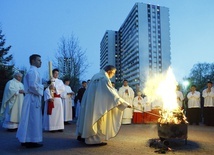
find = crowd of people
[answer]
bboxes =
[0,54,214,148]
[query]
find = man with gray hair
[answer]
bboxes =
[0,72,24,131]
[76,65,131,146]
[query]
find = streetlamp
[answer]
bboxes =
[182,80,190,93]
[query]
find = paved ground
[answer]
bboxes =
[0,121,214,155]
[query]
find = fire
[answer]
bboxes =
[143,67,188,124]
[143,67,178,110]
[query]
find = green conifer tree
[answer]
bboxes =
[0,28,14,103]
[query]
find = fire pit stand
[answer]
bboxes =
[157,123,188,145]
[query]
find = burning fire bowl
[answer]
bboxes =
[157,123,188,144]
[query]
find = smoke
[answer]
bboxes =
[143,67,179,111]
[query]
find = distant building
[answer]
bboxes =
[58,57,72,76]
[100,2,171,90]
[100,30,119,82]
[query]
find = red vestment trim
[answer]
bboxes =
[47,93,61,115]
[47,100,54,115]
[54,93,61,98]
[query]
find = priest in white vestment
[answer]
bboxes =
[118,80,135,124]
[76,65,131,146]
[43,69,65,132]
[0,72,24,130]
[61,78,74,123]
[16,54,44,148]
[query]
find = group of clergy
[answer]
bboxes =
[1,68,214,134]
[117,81,187,124]
[0,68,182,132]
[0,68,76,132]
[43,68,75,132]
[117,79,160,124]
[116,79,156,124]
[186,82,214,126]
[119,81,214,126]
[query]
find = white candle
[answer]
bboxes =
[48,61,53,79]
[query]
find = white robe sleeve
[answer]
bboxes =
[27,70,44,96]
[44,87,53,101]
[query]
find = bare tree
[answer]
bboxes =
[54,34,89,92]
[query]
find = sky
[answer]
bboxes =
[0,0,214,83]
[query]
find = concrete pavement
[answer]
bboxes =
[0,121,214,155]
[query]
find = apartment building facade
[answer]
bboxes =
[100,2,171,91]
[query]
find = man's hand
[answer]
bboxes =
[67,92,75,95]
[49,84,56,90]
[19,90,25,94]
[127,105,132,108]
[207,88,211,93]
[48,98,54,102]
[125,89,129,95]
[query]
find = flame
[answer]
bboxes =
[143,67,188,124]
[143,67,178,111]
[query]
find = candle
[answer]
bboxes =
[48,61,53,79]
[48,61,54,97]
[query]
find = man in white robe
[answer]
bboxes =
[187,85,201,125]
[16,54,44,148]
[118,80,134,124]
[43,69,65,132]
[76,65,131,146]
[132,91,144,124]
[0,72,24,130]
[202,81,214,126]
[61,78,74,123]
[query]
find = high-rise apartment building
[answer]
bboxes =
[58,57,72,76]
[100,30,121,82]
[100,30,117,69]
[100,2,171,91]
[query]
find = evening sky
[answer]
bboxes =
[0,0,213,83]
